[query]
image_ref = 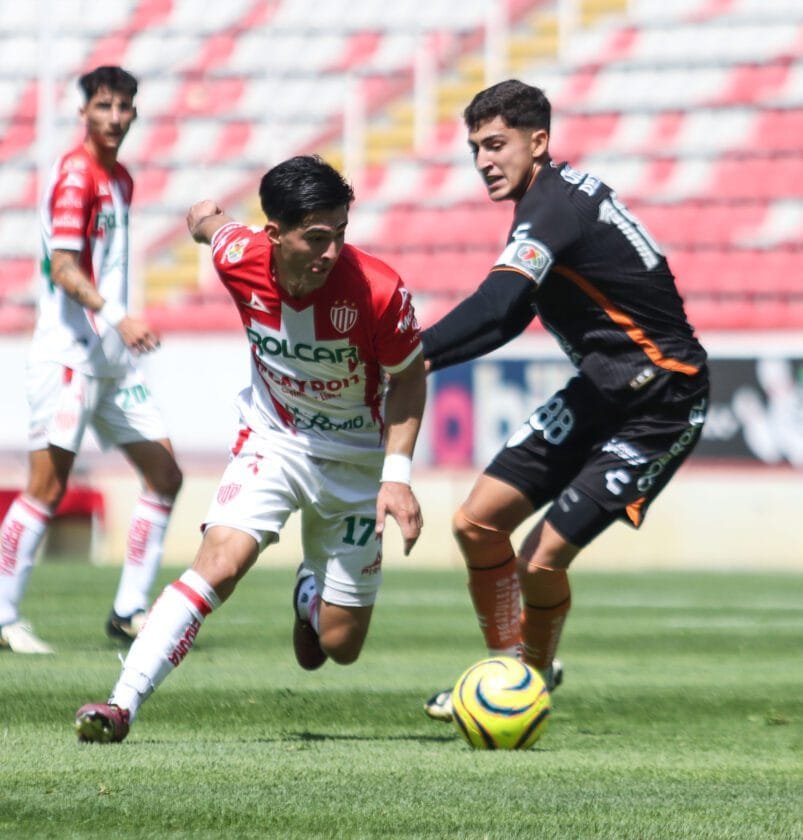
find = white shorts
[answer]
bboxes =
[27,362,169,453]
[204,427,384,608]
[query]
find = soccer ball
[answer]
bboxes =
[451,656,551,750]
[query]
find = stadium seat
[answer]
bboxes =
[1,0,800,333]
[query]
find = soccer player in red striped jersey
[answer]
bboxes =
[421,80,709,721]
[0,67,181,654]
[75,155,426,743]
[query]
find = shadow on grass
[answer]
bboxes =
[287,731,454,743]
[133,732,456,745]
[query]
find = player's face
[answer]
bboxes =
[269,206,349,297]
[468,116,548,202]
[81,86,137,160]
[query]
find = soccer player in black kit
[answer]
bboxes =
[422,79,709,722]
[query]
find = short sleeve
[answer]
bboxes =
[375,281,423,373]
[50,165,93,252]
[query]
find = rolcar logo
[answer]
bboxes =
[246,327,358,364]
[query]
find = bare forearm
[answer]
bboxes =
[383,353,426,458]
[187,200,232,244]
[51,251,104,311]
[50,249,159,351]
[377,353,426,554]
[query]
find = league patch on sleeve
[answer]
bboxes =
[224,238,249,264]
[495,238,554,286]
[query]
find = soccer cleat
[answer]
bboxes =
[106,609,147,642]
[75,703,130,743]
[544,658,563,692]
[0,620,54,654]
[424,658,564,723]
[423,689,454,722]
[292,564,327,671]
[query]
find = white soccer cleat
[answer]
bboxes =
[544,658,563,692]
[423,689,454,722]
[424,659,563,723]
[0,620,55,654]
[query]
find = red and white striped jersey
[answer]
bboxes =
[211,221,422,462]
[31,144,134,376]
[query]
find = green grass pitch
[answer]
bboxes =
[1,563,800,839]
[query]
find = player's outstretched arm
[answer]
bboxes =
[375,352,426,556]
[187,200,234,245]
[422,269,537,372]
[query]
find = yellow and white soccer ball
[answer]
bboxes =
[452,656,551,750]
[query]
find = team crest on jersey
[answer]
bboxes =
[224,238,248,264]
[217,483,241,505]
[330,301,358,333]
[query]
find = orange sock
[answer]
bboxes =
[520,595,571,672]
[467,555,521,652]
[454,508,521,654]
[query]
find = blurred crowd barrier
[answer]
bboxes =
[1,332,800,569]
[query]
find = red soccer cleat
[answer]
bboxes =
[75,703,130,743]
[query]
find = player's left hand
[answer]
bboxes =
[376,482,423,556]
[117,315,161,354]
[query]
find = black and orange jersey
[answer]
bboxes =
[494,160,707,405]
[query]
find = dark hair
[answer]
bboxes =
[78,66,138,101]
[259,155,354,228]
[464,79,551,133]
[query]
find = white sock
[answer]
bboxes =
[113,492,174,617]
[295,575,316,621]
[0,495,52,626]
[296,575,321,633]
[109,569,220,721]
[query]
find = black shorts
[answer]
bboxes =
[485,371,709,547]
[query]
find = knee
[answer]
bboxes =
[324,643,361,666]
[452,507,510,552]
[192,528,257,601]
[27,478,67,511]
[318,622,366,666]
[520,535,578,577]
[452,507,484,547]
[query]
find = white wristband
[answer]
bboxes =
[97,300,127,328]
[381,454,412,485]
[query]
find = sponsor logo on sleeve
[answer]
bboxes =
[54,194,84,209]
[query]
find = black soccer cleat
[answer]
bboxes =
[105,609,147,642]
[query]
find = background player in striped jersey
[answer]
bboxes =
[75,155,426,743]
[421,80,709,721]
[0,67,182,654]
